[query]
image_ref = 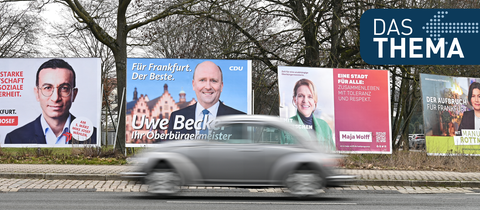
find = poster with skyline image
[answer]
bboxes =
[125,58,252,147]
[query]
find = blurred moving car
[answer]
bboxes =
[408,134,426,149]
[122,115,355,197]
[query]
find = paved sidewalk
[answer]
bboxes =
[2,179,480,194]
[1,164,480,188]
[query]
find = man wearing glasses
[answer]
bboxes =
[4,59,97,144]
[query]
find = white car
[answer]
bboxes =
[122,115,355,197]
[409,134,426,149]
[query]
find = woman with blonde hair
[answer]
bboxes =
[290,78,334,150]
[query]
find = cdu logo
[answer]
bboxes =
[229,66,243,71]
[360,9,480,65]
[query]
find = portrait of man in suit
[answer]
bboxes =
[4,58,97,144]
[167,61,245,138]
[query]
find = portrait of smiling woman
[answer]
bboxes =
[290,78,335,150]
[458,82,480,134]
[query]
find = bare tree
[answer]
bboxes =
[143,14,247,59]
[194,0,479,148]
[0,2,42,58]
[47,0,203,152]
[39,0,480,152]
[140,1,283,114]
[43,4,117,146]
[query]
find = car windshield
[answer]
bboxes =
[206,122,300,145]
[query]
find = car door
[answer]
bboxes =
[202,123,268,184]
[253,125,303,182]
[203,123,300,184]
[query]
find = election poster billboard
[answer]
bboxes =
[278,66,391,154]
[126,58,252,147]
[0,58,102,147]
[420,73,480,155]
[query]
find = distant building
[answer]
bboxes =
[126,84,196,144]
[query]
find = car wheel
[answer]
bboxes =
[145,168,181,195]
[284,168,324,196]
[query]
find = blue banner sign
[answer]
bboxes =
[361,9,480,65]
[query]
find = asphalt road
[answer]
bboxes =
[1,190,480,210]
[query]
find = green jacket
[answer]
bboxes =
[282,112,335,151]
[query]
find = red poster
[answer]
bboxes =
[333,69,391,153]
[278,66,391,154]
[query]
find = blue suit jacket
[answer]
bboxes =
[4,115,97,144]
[167,102,245,137]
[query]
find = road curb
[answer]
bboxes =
[346,180,480,188]
[0,173,45,180]
[2,173,480,188]
[0,173,122,181]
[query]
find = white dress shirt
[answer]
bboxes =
[40,114,72,145]
[195,102,220,135]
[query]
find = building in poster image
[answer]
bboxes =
[0,58,102,147]
[420,73,480,155]
[126,58,252,146]
[278,66,391,154]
